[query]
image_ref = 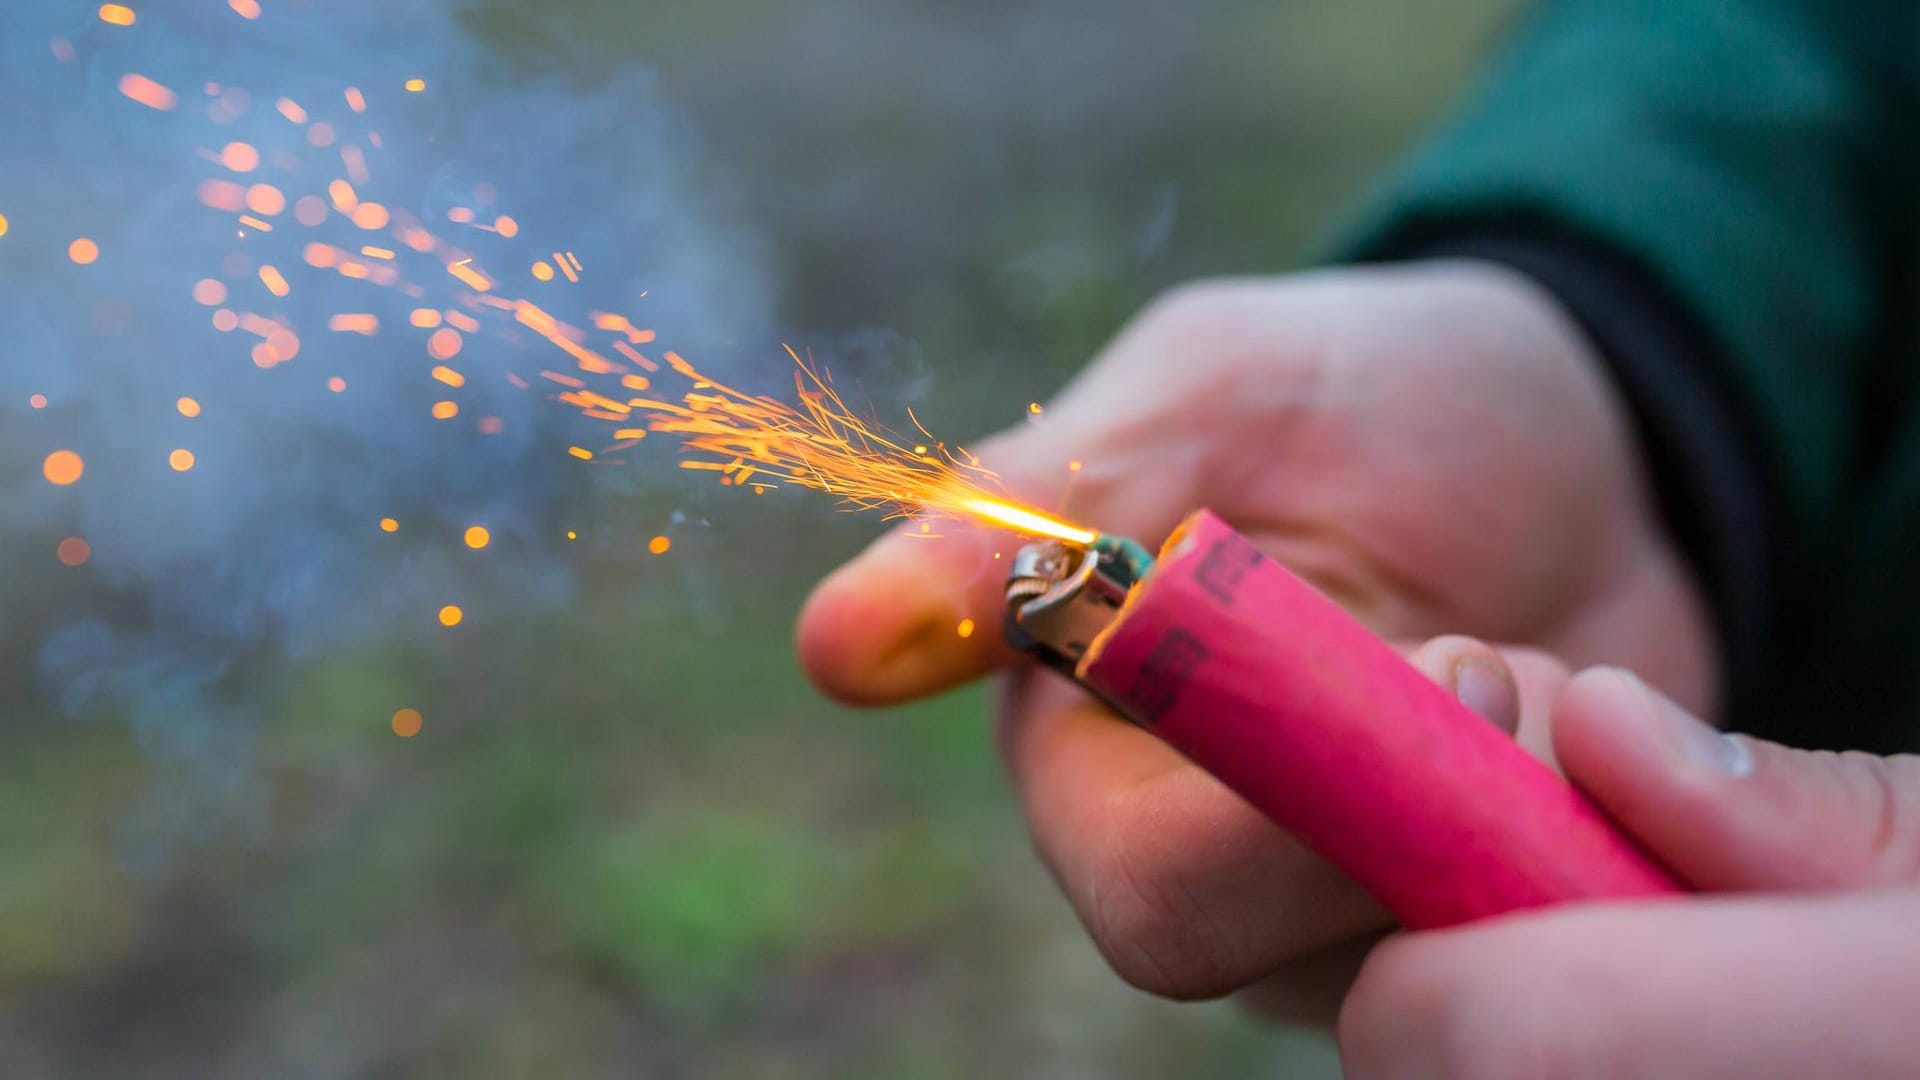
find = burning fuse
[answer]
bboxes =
[1004,508,1683,930]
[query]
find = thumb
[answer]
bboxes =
[1553,668,1920,891]
[796,414,1201,707]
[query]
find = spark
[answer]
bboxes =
[0,213,8,238]
[438,605,464,628]
[43,451,84,486]
[647,535,671,556]
[344,87,367,113]
[169,449,195,472]
[327,376,347,393]
[531,260,555,282]
[410,308,443,329]
[258,264,290,297]
[177,397,202,418]
[219,142,260,172]
[98,4,137,26]
[379,517,399,533]
[957,618,976,639]
[464,526,490,550]
[30,394,47,409]
[391,708,423,738]
[1028,402,1044,415]
[431,365,465,387]
[229,0,260,19]
[68,238,100,265]
[119,73,177,111]
[329,313,379,335]
[404,79,427,93]
[192,279,227,306]
[276,98,308,124]
[431,401,458,420]
[57,537,92,567]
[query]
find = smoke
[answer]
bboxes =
[0,0,773,852]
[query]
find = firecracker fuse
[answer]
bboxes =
[1004,509,1683,930]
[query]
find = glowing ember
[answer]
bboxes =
[192,279,227,306]
[404,78,427,93]
[431,401,458,420]
[68,238,100,265]
[98,4,137,26]
[531,260,555,282]
[219,142,260,172]
[350,203,390,230]
[1028,402,1044,415]
[438,605,464,628]
[229,0,261,19]
[379,517,399,533]
[57,537,92,567]
[0,213,8,238]
[43,450,84,486]
[276,98,308,124]
[169,449,196,472]
[119,73,177,111]
[956,618,976,639]
[177,397,202,418]
[246,184,286,215]
[464,526,491,550]
[431,366,465,388]
[427,328,463,360]
[328,313,379,335]
[647,535,672,556]
[344,87,367,113]
[258,264,290,297]
[410,309,443,328]
[390,708,423,738]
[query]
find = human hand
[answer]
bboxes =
[1340,668,1920,1079]
[797,262,1716,1003]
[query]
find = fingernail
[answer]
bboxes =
[1453,658,1519,736]
[1603,667,1751,777]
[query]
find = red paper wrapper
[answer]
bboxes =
[1077,510,1682,929]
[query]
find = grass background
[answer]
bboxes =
[1,1,1517,1075]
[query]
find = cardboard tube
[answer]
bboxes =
[1077,509,1682,929]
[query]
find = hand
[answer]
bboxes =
[1341,668,1920,1079]
[797,263,1717,1003]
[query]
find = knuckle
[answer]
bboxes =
[1845,752,1920,882]
[1081,826,1239,1001]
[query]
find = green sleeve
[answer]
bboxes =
[1336,0,1913,535]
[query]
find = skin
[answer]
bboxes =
[796,263,1781,1056]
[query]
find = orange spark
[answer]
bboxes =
[328,313,379,335]
[68,238,100,265]
[464,526,490,550]
[57,537,92,567]
[379,517,398,533]
[177,397,202,418]
[446,259,492,292]
[531,260,555,282]
[350,203,390,230]
[957,618,976,639]
[328,179,358,213]
[98,4,136,26]
[391,708,423,738]
[647,535,671,556]
[405,78,427,93]
[438,605,464,628]
[360,245,395,260]
[246,184,286,215]
[567,446,593,461]
[431,401,458,420]
[0,213,9,239]
[192,279,228,306]
[29,394,47,409]
[212,309,240,332]
[494,216,519,238]
[410,308,443,328]
[328,376,348,393]
[427,328,463,360]
[431,366,465,388]
[219,142,260,172]
[119,73,177,111]
[276,98,308,124]
[43,450,85,486]
[169,449,195,472]
[258,264,290,297]
[344,87,367,113]
[229,0,260,19]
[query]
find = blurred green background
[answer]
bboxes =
[2,1,1518,1076]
